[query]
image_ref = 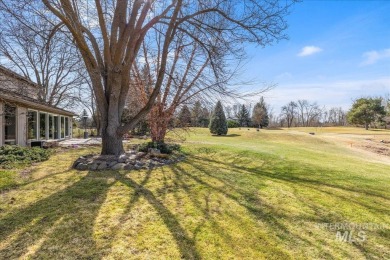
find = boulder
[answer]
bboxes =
[111,163,126,170]
[90,163,99,170]
[148,148,161,156]
[97,163,108,170]
[75,163,88,171]
[136,152,146,158]
[118,154,127,163]
[124,164,134,170]
[108,161,118,168]
[129,154,138,160]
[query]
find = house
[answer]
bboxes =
[0,65,75,146]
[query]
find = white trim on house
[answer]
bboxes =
[1,102,74,147]
[26,109,73,144]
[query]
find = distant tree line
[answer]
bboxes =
[270,96,390,130]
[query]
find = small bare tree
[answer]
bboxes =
[281,101,297,128]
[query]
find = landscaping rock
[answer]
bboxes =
[97,163,108,170]
[124,164,134,170]
[118,154,128,163]
[149,148,161,156]
[75,163,88,171]
[90,162,99,170]
[72,148,185,172]
[136,152,146,158]
[129,154,138,160]
[111,163,126,170]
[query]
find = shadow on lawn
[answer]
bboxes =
[0,169,200,259]
[174,154,390,258]
[0,171,113,259]
[211,134,241,137]
[1,151,388,259]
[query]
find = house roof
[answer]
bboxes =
[0,65,40,88]
[0,88,76,117]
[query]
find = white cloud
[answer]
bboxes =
[260,77,390,111]
[297,46,323,57]
[360,48,390,66]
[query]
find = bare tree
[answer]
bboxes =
[1,0,295,155]
[0,12,87,110]
[132,29,239,142]
[281,101,297,128]
[323,107,346,126]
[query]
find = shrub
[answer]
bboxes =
[227,120,240,128]
[138,142,181,154]
[0,145,52,169]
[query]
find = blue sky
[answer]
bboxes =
[241,0,390,112]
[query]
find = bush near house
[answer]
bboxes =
[0,145,52,169]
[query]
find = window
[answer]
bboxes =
[54,116,59,139]
[49,115,54,139]
[4,104,16,144]
[61,116,65,138]
[39,113,47,139]
[65,117,69,137]
[27,110,38,140]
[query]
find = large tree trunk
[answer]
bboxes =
[101,129,124,155]
[100,99,125,155]
[365,122,369,130]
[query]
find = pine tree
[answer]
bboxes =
[252,97,269,128]
[200,107,210,127]
[177,105,192,127]
[191,101,202,127]
[209,101,228,135]
[237,104,250,127]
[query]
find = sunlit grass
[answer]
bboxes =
[0,128,389,259]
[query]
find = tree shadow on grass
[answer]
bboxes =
[211,134,241,137]
[178,154,390,259]
[0,169,201,259]
[0,171,115,259]
[1,150,388,259]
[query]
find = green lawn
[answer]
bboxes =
[0,128,389,259]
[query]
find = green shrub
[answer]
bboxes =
[0,145,52,169]
[227,120,240,128]
[138,142,181,154]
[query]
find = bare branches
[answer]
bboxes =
[1,0,295,155]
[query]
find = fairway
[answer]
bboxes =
[0,128,389,259]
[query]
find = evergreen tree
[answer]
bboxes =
[252,97,269,128]
[199,107,210,127]
[237,104,251,127]
[209,101,228,135]
[191,101,202,127]
[177,105,192,127]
